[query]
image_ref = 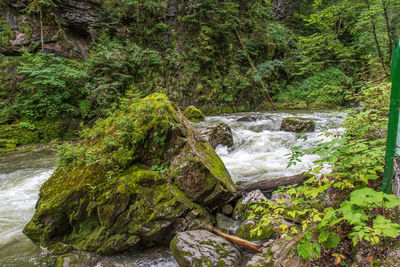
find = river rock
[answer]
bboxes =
[237,116,257,122]
[55,252,101,267]
[280,117,315,133]
[222,204,233,215]
[170,230,242,267]
[183,105,205,122]
[246,238,303,267]
[203,123,234,149]
[233,190,267,221]
[216,213,241,235]
[24,93,236,255]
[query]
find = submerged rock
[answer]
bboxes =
[183,105,205,122]
[24,93,236,255]
[237,116,257,122]
[202,123,234,149]
[170,230,242,267]
[280,117,315,133]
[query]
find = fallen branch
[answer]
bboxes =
[238,173,312,195]
[205,224,262,253]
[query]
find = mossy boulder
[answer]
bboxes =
[24,93,236,255]
[170,230,242,267]
[183,105,205,122]
[280,117,315,133]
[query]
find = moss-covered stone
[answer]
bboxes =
[280,117,315,133]
[24,93,236,255]
[183,105,205,122]
[47,242,73,255]
[170,230,242,267]
[236,220,276,241]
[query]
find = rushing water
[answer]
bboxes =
[0,111,344,266]
[194,111,344,183]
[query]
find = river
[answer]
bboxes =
[0,111,344,266]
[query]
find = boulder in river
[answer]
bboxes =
[170,230,242,267]
[23,93,236,255]
[203,123,234,149]
[280,117,315,133]
[237,116,257,122]
[183,105,205,122]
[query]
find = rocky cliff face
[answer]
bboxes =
[2,0,99,57]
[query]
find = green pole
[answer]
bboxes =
[383,39,400,193]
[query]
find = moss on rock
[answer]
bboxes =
[183,105,205,122]
[170,230,242,267]
[0,120,77,154]
[280,117,315,133]
[24,93,236,255]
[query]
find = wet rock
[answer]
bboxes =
[24,93,236,255]
[237,116,257,122]
[216,213,241,235]
[233,190,267,221]
[202,123,234,149]
[170,230,242,267]
[246,238,303,267]
[183,105,205,122]
[246,254,272,267]
[222,204,233,215]
[280,117,315,133]
[47,242,73,255]
[55,252,101,267]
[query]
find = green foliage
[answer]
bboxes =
[16,51,87,120]
[84,36,162,118]
[297,233,321,260]
[249,82,398,263]
[277,67,352,106]
[0,19,15,51]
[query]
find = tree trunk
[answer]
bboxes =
[40,10,44,52]
[238,173,312,194]
[235,29,277,111]
[382,0,393,65]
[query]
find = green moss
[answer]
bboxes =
[47,242,73,255]
[236,220,276,241]
[0,120,78,154]
[24,93,235,254]
[183,106,205,122]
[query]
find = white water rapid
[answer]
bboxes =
[193,111,345,183]
[0,110,344,266]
